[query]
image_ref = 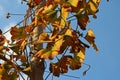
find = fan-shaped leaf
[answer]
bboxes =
[85,29,99,52]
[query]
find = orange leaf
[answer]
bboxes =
[39,32,49,41]
[20,38,27,51]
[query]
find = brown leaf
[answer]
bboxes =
[10,26,27,41]
[49,63,60,77]
[0,29,2,35]
[0,33,7,46]
[39,32,49,41]
[20,38,27,51]
[69,59,82,70]
[77,14,90,30]
[19,55,27,62]
[34,0,42,5]
[49,56,73,76]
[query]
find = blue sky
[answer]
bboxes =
[0,0,120,80]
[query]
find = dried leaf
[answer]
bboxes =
[77,14,90,30]
[35,48,58,59]
[10,26,27,41]
[0,29,2,35]
[20,39,27,51]
[68,0,78,7]
[23,67,31,72]
[35,35,64,59]
[49,56,73,76]
[19,55,27,62]
[34,0,42,5]
[39,32,49,41]
[87,0,101,15]
[0,33,7,46]
[60,7,68,28]
[49,63,60,77]
[69,59,82,70]
[85,29,99,52]
[77,47,86,63]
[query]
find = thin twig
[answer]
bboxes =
[45,72,51,80]
[19,72,26,80]
[3,10,35,35]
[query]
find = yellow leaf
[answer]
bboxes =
[39,32,49,41]
[35,48,58,59]
[68,0,79,7]
[20,39,27,51]
[42,4,55,14]
[85,29,99,52]
[23,67,31,72]
[77,47,85,63]
[60,7,68,28]
[10,26,27,41]
[87,0,101,15]
[35,35,64,59]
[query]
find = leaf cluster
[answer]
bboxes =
[0,0,101,79]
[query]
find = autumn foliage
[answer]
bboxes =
[0,0,101,79]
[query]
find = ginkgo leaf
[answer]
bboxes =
[19,55,27,62]
[35,35,64,59]
[68,0,78,7]
[69,58,82,70]
[0,33,7,46]
[10,26,28,41]
[49,63,60,77]
[49,56,73,76]
[34,0,42,5]
[87,0,101,15]
[39,32,49,41]
[77,14,90,30]
[9,44,20,54]
[9,40,24,53]
[20,39,27,51]
[35,48,58,59]
[77,47,86,63]
[85,29,99,52]
[60,7,68,28]
[25,21,35,33]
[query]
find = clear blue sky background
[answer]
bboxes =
[0,0,120,80]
